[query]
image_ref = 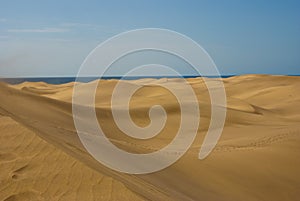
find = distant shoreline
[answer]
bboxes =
[0,75,233,84]
[1,74,299,84]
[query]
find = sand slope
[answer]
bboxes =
[0,115,146,201]
[0,75,300,201]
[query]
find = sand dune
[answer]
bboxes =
[0,75,300,200]
[0,115,145,201]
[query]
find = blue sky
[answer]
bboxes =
[0,0,299,76]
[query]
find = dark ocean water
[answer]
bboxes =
[0,75,235,85]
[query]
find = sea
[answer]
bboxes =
[0,75,235,85]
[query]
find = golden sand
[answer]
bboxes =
[0,75,299,200]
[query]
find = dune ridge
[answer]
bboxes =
[0,75,300,201]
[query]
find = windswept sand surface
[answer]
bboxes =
[0,75,300,201]
[0,116,145,201]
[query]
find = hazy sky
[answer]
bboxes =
[0,0,299,76]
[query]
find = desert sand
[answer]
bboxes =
[0,75,299,201]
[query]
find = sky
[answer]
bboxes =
[0,0,299,77]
